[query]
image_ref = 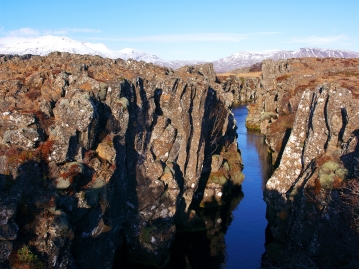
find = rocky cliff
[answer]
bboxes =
[217,74,261,105]
[239,58,359,267]
[0,53,244,268]
[264,83,359,268]
[246,58,359,165]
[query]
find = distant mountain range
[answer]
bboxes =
[1,35,359,73]
[213,48,359,73]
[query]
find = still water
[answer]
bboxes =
[117,105,273,268]
[166,104,273,269]
[224,105,273,268]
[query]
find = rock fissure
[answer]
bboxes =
[0,53,244,268]
[238,57,359,268]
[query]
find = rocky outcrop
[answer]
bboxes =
[218,56,359,267]
[0,201,18,265]
[263,83,359,267]
[266,83,359,202]
[245,57,359,165]
[217,75,260,105]
[0,53,243,268]
[236,57,359,267]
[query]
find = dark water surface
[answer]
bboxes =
[224,105,273,268]
[116,105,273,268]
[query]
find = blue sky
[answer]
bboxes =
[0,0,358,61]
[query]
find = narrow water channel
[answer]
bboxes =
[224,105,273,268]
[118,105,273,268]
[165,105,273,269]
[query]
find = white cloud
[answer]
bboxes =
[286,35,349,45]
[44,28,101,35]
[44,30,69,35]
[69,28,101,33]
[92,33,248,43]
[0,36,34,46]
[90,32,280,43]
[0,27,101,47]
[8,27,40,36]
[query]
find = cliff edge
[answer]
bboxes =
[0,53,244,268]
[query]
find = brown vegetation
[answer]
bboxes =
[39,140,54,161]
[35,111,54,133]
[275,74,291,82]
[59,163,82,183]
[26,90,41,101]
[217,72,262,78]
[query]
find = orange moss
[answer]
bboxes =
[59,163,82,183]
[341,81,359,96]
[276,74,291,82]
[316,155,334,167]
[267,114,295,135]
[79,81,93,91]
[18,150,39,163]
[161,93,171,102]
[4,147,23,172]
[87,70,95,78]
[39,140,54,161]
[4,147,39,167]
[294,80,318,93]
[332,176,344,189]
[51,69,62,75]
[83,150,97,164]
[327,70,359,77]
[342,59,356,67]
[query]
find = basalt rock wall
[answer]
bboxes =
[246,58,359,165]
[0,53,243,268]
[239,57,359,267]
[218,75,260,105]
[264,84,359,267]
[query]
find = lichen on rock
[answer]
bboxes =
[0,53,244,268]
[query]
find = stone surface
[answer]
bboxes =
[244,57,359,164]
[239,57,359,267]
[0,53,244,268]
[221,56,359,267]
[217,74,261,105]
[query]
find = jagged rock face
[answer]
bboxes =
[245,57,359,165]
[246,58,359,266]
[0,53,243,268]
[217,75,261,105]
[263,84,359,267]
[0,202,18,264]
[265,84,359,204]
[220,56,359,266]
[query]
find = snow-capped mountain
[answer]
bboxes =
[213,49,285,73]
[0,36,109,58]
[115,48,162,62]
[1,36,359,73]
[0,35,203,69]
[158,60,207,69]
[213,48,359,73]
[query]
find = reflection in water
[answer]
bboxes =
[167,105,273,269]
[223,105,273,269]
[120,105,272,268]
[167,192,243,269]
[247,129,273,190]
